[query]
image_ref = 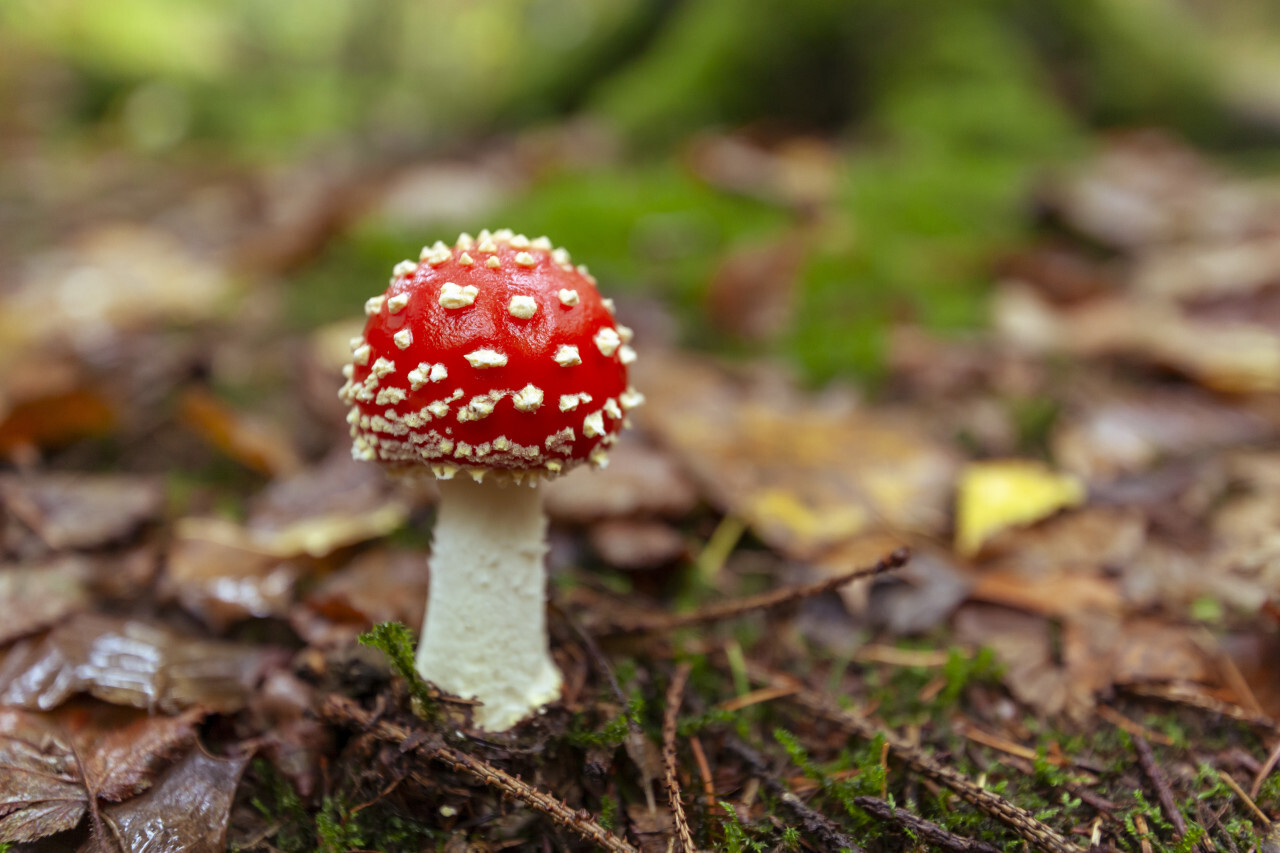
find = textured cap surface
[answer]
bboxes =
[339,230,642,481]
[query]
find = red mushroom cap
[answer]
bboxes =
[339,230,642,482]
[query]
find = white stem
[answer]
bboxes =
[415,476,561,731]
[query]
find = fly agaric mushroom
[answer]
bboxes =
[339,229,642,731]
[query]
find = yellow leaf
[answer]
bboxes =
[956,460,1085,556]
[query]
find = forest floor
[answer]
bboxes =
[1,128,1280,853]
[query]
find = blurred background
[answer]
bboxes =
[4,0,1280,387]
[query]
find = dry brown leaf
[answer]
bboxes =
[178,387,303,478]
[0,473,162,550]
[293,548,429,646]
[705,233,805,342]
[588,519,689,571]
[0,556,93,645]
[1053,386,1274,482]
[0,701,204,845]
[543,439,699,523]
[0,224,233,360]
[0,615,269,713]
[78,748,249,853]
[815,533,973,634]
[635,352,956,559]
[0,389,116,455]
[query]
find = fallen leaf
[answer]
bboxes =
[955,460,1086,556]
[0,224,233,359]
[636,352,956,559]
[0,389,116,455]
[0,615,269,713]
[0,555,93,645]
[588,519,688,571]
[178,387,303,477]
[79,748,249,853]
[0,473,163,550]
[815,533,973,634]
[292,548,429,646]
[0,701,204,845]
[164,534,300,629]
[543,439,699,523]
[1053,386,1275,481]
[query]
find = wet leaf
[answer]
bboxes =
[164,534,300,630]
[0,473,163,550]
[78,748,249,853]
[955,460,1086,556]
[0,555,93,645]
[0,615,268,713]
[0,701,203,844]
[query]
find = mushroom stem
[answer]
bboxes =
[416,476,561,731]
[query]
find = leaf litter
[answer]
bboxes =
[1,132,1280,852]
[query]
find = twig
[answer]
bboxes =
[1133,735,1187,839]
[662,663,697,853]
[724,738,863,853]
[1219,770,1274,831]
[854,796,1003,853]
[322,694,639,853]
[597,548,909,636]
[1250,738,1280,799]
[746,662,1086,853]
[688,736,716,812]
[1122,683,1280,735]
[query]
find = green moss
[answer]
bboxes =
[357,621,438,721]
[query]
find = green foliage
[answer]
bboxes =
[940,646,1003,708]
[315,796,366,853]
[357,621,438,721]
[599,793,619,831]
[567,696,645,748]
[718,802,768,853]
[248,759,313,853]
[775,728,887,822]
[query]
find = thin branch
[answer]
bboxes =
[854,796,1003,853]
[724,737,863,853]
[322,695,639,853]
[662,663,696,853]
[597,547,909,636]
[1121,683,1280,735]
[745,662,1086,853]
[1133,735,1187,839]
[1250,738,1280,800]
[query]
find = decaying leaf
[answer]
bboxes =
[0,701,204,845]
[0,473,163,550]
[0,555,93,645]
[543,439,698,523]
[293,548,429,646]
[1053,386,1274,481]
[0,615,269,713]
[0,224,233,359]
[165,452,409,626]
[955,460,1086,557]
[178,387,303,477]
[78,748,249,853]
[636,352,956,559]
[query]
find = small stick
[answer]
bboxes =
[746,662,1086,853]
[1133,735,1187,839]
[854,796,1003,853]
[688,736,716,812]
[662,663,696,853]
[322,695,639,853]
[598,548,909,636]
[1250,738,1280,799]
[724,738,863,853]
[1219,770,1274,830]
[1122,683,1280,735]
